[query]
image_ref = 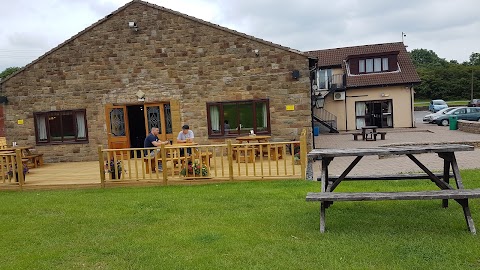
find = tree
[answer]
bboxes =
[410,49,448,68]
[469,52,480,66]
[411,49,480,100]
[0,67,22,80]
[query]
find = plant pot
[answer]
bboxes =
[14,172,26,182]
[110,171,122,180]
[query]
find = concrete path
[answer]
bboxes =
[312,114,480,178]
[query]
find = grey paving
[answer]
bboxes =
[312,114,480,179]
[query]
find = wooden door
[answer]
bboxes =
[105,104,130,149]
[144,103,174,142]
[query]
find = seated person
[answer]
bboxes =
[224,120,230,134]
[177,124,194,156]
[144,127,169,171]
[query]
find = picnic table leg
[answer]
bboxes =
[458,199,476,234]
[321,158,334,208]
[320,202,326,233]
[442,159,450,208]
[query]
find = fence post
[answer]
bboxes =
[15,149,24,189]
[227,140,234,181]
[161,144,168,185]
[98,145,105,188]
[300,129,307,180]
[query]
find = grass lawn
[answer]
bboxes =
[1,170,480,269]
[414,100,469,107]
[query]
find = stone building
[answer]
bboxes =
[0,0,312,162]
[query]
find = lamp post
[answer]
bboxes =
[471,69,474,101]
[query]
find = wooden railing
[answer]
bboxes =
[0,149,26,187]
[98,130,307,186]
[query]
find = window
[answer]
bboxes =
[316,69,332,89]
[358,57,390,74]
[355,100,393,129]
[34,109,88,144]
[207,99,270,137]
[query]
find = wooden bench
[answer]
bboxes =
[360,131,387,141]
[352,133,362,141]
[326,173,453,182]
[377,131,386,140]
[24,153,44,168]
[306,189,480,234]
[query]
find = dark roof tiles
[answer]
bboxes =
[306,42,421,88]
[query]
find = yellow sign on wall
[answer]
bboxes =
[17,119,24,125]
[286,105,295,111]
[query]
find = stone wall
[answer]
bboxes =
[458,120,480,134]
[0,2,311,162]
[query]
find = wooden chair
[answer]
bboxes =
[260,145,283,160]
[234,146,255,163]
[0,137,7,149]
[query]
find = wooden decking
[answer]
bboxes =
[1,154,303,190]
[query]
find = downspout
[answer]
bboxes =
[410,85,415,128]
[310,77,316,149]
[344,95,348,131]
[309,57,318,149]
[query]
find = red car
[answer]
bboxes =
[468,99,480,107]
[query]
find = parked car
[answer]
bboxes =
[429,99,448,112]
[423,107,456,123]
[433,107,480,126]
[468,99,480,107]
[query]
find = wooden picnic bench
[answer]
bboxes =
[353,131,386,141]
[307,144,478,234]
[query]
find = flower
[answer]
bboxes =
[180,161,209,177]
[8,162,29,179]
[105,159,123,173]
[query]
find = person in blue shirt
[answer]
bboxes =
[144,127,169,171]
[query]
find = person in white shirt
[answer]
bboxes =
[177,124,194,156]
[177,124,194,143]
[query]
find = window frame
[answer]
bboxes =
[358,57,391,74]
[206,99,271,138]
[33,109,89,145]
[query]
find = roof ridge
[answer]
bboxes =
[305,42,404,53]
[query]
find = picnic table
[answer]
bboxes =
[306,144,480,234]
[0,146,43,168]
[361,126,377,141]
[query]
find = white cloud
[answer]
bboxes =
[0,0,479,71]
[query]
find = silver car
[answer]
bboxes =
[423,107,456,123]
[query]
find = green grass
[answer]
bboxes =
[1,170,480,269]
[414,100,469,107]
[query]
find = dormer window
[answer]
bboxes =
[359,57,389,73]
[348,52,399,75]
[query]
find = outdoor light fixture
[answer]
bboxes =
[128,21,138,31]
[136,90,145,101]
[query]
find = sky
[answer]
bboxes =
[0,0,479,71]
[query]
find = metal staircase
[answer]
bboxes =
[313,108,338,133]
